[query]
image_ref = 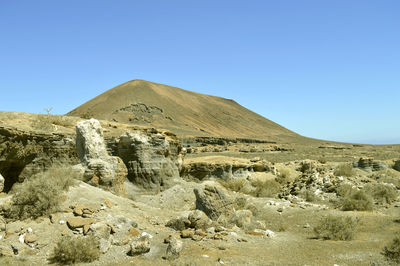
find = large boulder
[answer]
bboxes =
[194,181,235,221]
[76,119,127,195]
[117,131,183,191]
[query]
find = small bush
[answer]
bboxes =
[340,190,373,211]
[300,189,316,202]
[313,215,358,240]
[336,183,354,197]
[250,179,282,198]
[276,167,291,184]
[7,166,77,220]
[334,163,354,177]
[383,234,400,264]
[365,183,398,204]
[49,235,100,264]
[218,178,250,194]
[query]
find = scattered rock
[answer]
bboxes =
[181,229,195,239]
[24,233,38,244]
[166,217,191,231]
[188,210,211,230]
[67,217,94,229]
[129,235,151,256]
[164,233,181,244]
[165,238,183,260]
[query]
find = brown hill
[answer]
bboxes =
[67,80,299,140]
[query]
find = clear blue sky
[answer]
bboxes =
[1,1,399,144]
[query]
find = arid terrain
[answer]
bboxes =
[0,81,400,265]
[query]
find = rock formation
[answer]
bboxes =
[353,158,387,172]
[116,131,183,191]
[0,125,78,192]
[75,119,127,195]
[194,181,235,221]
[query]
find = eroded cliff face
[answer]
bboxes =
[0,126,78,192]
[109,130,184,191]
[0,121,185,193]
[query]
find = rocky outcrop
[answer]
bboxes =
[116,131,183,191]
[0,126,78,192]
[181,160,273,181]
[194,181,235,221]
[353,158,387,172]
[76,119,127,195]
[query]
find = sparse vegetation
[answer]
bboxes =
[334,163,354,177]
[218,178,251,194]
[383,234,400,264]
[365,183,398,204]
[219,178,282,198]
[31,108,74,131]
[340,189,374,211]
[49,235,100,264]
[300,189,316,202]
[250,179,282,198]
[7,166,77,220]
[276,167,291,184]
[313,215,358,240]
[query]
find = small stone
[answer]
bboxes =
[83,224,90,235]
[129,236,151,256]
[73,205,84,216]
[166,238,183,260]
[181,229,194,238]
[164,233,181,244]
[67,217,94,229]
[191,235,203,241]
[59,220,65,225]
[82,209,93,215]
[24,233,38,244]
[104,199,113,208]
[18,234,25,244]
[195,229,207,237]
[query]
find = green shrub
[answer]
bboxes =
[7,166,77,220]
[313,215,358,240]
[49,235,100,264]
[383,234,400,264]
[365,183,398,204]
[334,163,354,177]
[340,190,373,211]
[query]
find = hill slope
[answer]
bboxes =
[67,80,298,140]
